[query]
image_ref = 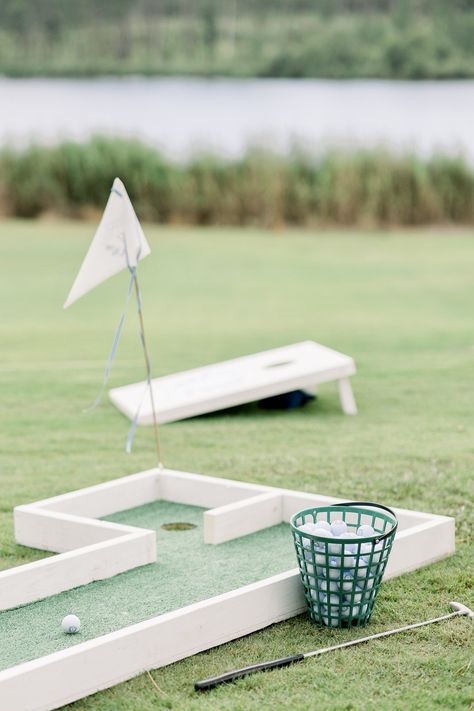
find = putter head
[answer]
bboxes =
[449,601,474,618]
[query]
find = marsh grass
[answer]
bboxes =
[1,138,473,227]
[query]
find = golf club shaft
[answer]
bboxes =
[305,609,462,658]
[195,606,469,691]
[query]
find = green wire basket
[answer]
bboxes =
[291,502,398,628]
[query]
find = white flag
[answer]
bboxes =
[64,178,151,308]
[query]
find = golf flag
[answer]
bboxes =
[64,177,151,308]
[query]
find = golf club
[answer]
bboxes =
[195,601,473,691]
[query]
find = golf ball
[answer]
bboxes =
[343,542,357,555]
[320,593,340,606]
[363,577,375,591]
[357,524,375,538]
[315,520,331,531]
[319,579,339,593]
[298,522,317,547]
[349,586,364,604]
[356,565,370,581]
[328,557,342,579]
[342,554,356,569]
[341,570,354,591]
[314,528,334,539]
[62,614,80,634]
[360,541,382,563]
[330,519,348,537]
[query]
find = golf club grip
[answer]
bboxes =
[194,653,305,691]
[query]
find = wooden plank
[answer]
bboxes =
[0,570,305,711]
[14,508,134,551]
[0,531,156,611]
[37,468,160,517]
[158,468,267,508]
[385,517,455,577]
[109,341,357,424]
[204,492,283,544]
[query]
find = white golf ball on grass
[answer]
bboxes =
[62,614,81,634]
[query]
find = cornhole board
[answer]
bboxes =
[0,467,455,711]
[108,340,358,425]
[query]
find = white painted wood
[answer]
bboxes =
[385,517,455,577]
[0,570,305,711]
[158,468,266,508]
[0,531,156,611]
[37,468,161,516]
[204,492,283,544]
[337,377,358,415]
[109,341,357,424]
[281,491,342,522]
[0,467,455,710]
[14,508,134,551]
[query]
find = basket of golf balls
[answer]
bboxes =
[291,501,398,628]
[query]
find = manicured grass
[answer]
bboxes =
[0,220,473,710]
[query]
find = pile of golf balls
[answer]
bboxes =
[298,518,386,626]
[62,614,81,634]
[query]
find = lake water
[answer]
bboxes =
[2,77,474,160]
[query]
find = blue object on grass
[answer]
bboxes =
[258,390,315,410]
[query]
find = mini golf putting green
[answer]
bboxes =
[0,500,295,672]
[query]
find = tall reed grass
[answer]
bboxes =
[1,138,472,226]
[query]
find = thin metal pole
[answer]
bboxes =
[305,609,465,659]
[133,271,163,469]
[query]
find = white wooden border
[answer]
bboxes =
[0,468,455,711]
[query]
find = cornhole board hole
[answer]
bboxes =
[108,340,358,425]
[0,468,455,711]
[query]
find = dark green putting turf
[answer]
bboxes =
[0,500,294,672]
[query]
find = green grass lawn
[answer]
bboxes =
[0,219,473,710]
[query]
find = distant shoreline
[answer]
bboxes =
[1,5,473,82]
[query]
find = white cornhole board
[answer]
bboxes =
[0,467,455,711]
[109,340,357,425]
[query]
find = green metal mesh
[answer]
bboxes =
[290,503,398,628]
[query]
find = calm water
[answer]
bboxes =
[2,77,474,160]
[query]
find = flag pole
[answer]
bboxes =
[132,271,163,469]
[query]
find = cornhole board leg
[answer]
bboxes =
[338,377,357,415]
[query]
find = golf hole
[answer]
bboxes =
[264,360,293,369]
[161,522,197,531]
